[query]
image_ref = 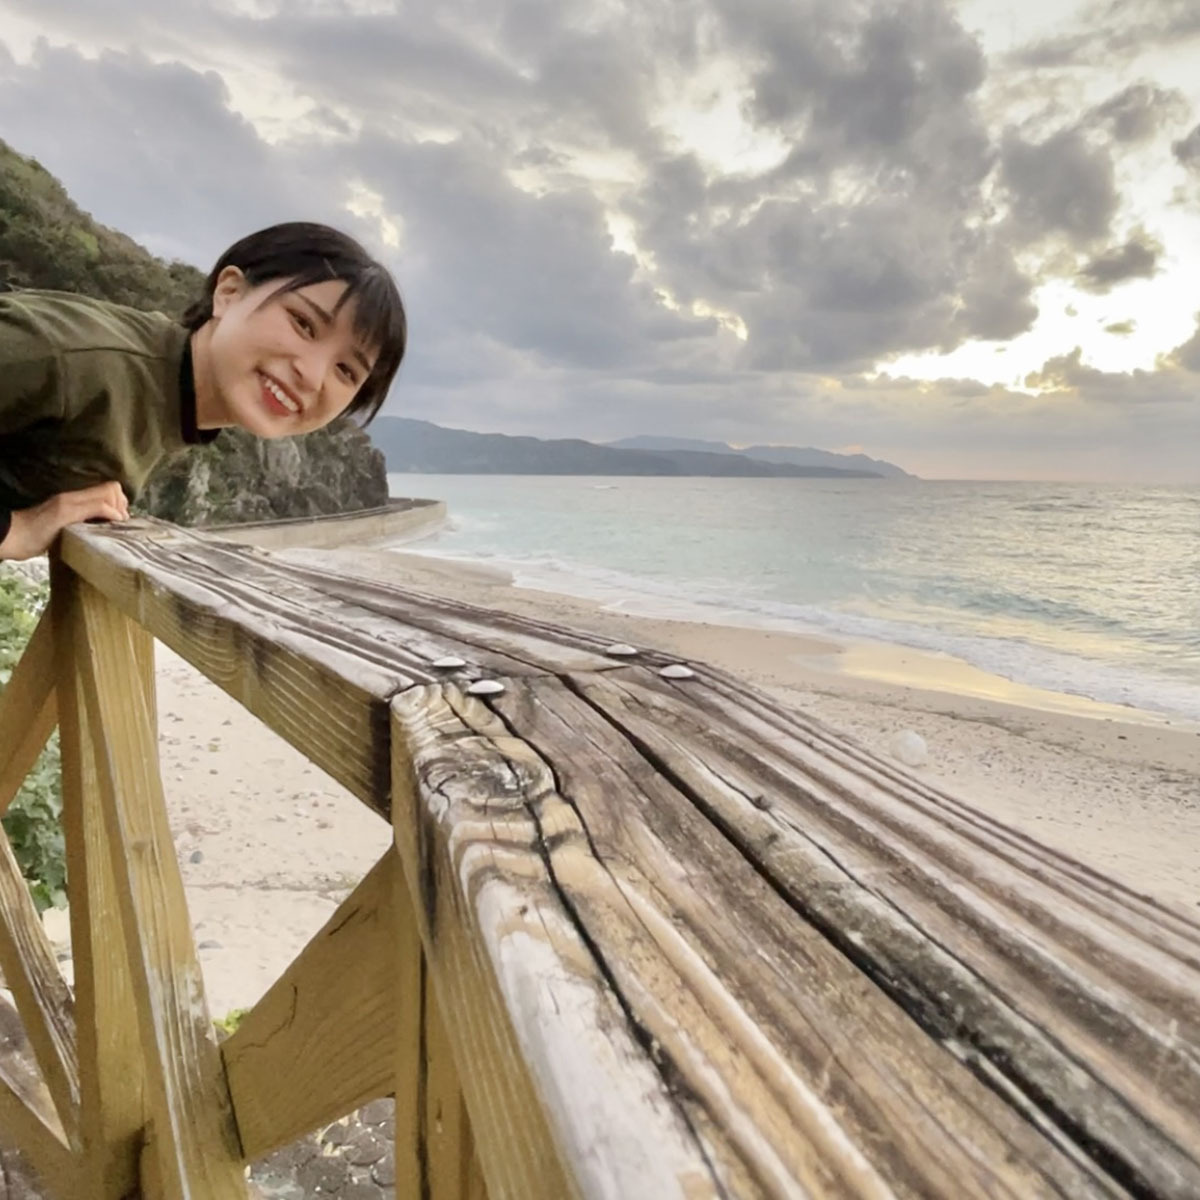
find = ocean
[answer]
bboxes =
[386,474,1200,722]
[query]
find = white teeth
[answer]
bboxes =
[261,373,299,412]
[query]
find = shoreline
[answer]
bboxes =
[386,531,1200,728]
[380,543,1200,733]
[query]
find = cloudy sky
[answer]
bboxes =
[1,0,1199,481]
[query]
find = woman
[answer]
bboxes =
[0,221,407,560]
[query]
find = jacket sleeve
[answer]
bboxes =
[0,304,64,538]
[0,302,64,439]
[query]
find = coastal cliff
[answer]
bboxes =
[138,420,390,525]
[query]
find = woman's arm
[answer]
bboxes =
[0,298,130,560]
[0,482,130,561]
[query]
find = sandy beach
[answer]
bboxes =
[137,544,1200,1021]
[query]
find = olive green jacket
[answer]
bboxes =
[0,288,215,542]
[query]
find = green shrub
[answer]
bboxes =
[0,571,66,912]
[213,1008,250,1040]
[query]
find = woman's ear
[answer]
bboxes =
[210,266,247,318]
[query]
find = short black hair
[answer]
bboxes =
[184,222,406,424]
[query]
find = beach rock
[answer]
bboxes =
[359,1100,392,1126]
[0,559,48,586]
[370,1153,396,1187]
[343,1130,387,1166]
[295,1158,347,1193]
[889,729,928,768]
[40,905,70,948]
[339,1182,385,1200]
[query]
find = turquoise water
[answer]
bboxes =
[387,474,1200,720]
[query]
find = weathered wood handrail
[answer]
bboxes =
[0,517,1196,1196]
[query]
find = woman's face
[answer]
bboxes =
[202,269,377,437]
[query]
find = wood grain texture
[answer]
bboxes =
[61,524,402,814]
[0,994,77,1198]
[73,580,246,1197]
[494,676,1125,1199]
[393,853,424,1200]
[392,685,730,1200]
[60,522,682,814]
[393,666,1200,1198]
[0,608,56,817]
[562,665,1200,1196]
[0,826,78,1148]
[421,958,488,1200]
[583,667,1200,1187]
[53,560,146,1198]
[224,850,409,1160]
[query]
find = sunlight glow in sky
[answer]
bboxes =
[885,0,1200,388]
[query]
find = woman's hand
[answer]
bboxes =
[0,483,130,561]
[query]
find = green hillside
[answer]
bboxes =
[0,138,202,315]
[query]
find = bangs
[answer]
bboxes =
[263,261,407,425]
[338,266,407,424]
[337,267,407,373]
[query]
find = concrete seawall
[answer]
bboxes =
[203,497,447,551]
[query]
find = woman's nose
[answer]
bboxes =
[292,343,335,395]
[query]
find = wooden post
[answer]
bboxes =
[420,963,488,1200]
[53,557,146,1197]
[0,605,79,1152]
[68,576,246,1196]
[0,609,57,816]
[393,903,488,1199]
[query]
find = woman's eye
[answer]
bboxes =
[340,364,358,384]
[292,311,314,336]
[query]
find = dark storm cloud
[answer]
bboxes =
[718,0,987,144]
[1,0,1038,379]
[1173,124,1200,168]
[1005,33,1094,69]
[998,127,1119,246]
[349,133,715,376]
[1084,83,1188,144]
[1076,229,1162,293]
[0,41,339,266]
[1009,0,1200,65]
[624,1,1040,372]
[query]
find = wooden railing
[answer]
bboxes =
[0,518,1198,1197]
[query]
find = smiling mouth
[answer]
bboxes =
[258,371,302,415]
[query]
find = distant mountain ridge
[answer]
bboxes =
[370,418,902,478]
[607,436,912,479]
